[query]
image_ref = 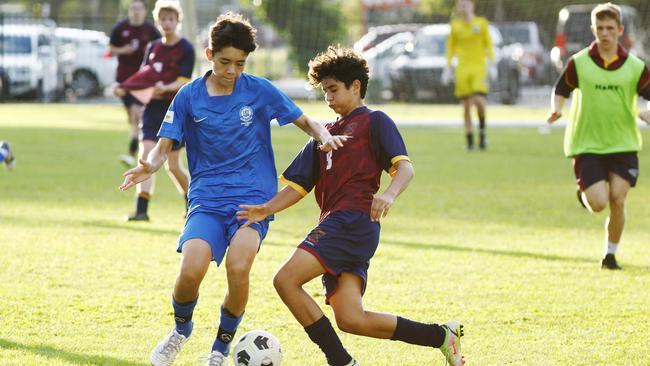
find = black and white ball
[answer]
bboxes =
[232,330,282,366]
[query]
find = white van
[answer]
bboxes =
[55,27,117,98]
[0,23,60,100]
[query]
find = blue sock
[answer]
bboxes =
[211,306,244,355]
[172,297,197,337]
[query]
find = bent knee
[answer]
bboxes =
[335,315,363,335]
[226,261,253,280]
[178,267,204,287]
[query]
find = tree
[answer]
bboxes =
[255,0,345,74]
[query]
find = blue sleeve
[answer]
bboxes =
[261,78,303,126]
[178,40,195,79]
[369,111,409,174]
[109,22,123,46]
[157,84,189,144]
[280,139,320,196]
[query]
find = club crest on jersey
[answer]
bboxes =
[240,106,254,126]
[153,61,163,73]
[122,30,130,37]
[163,111,174,124]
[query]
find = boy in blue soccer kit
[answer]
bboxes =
[237,46,464,366]
[120,13,346,366]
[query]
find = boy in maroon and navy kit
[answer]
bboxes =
[110,0,161,166]
[237,46,465,366]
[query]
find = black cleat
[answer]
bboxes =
[576,190,587,209]
[601,254,622,270]
[127,212,150,222]
[479,135,487,150]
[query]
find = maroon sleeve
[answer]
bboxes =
[553,58,578,98]
[637,66,650,101]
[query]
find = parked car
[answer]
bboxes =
[550,4,648,73]
[55,27,117,98]
[353,23,423,53]
[388,23,520,104]
[0,22,61,100]
[494,21,551,85]
[363,31,414,96]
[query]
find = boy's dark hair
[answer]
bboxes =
[591,2,622,26]
[209,12,257,53]
[308,46,370,99]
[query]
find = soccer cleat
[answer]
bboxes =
[204,351,228,366]
[479,135,487,150]
[150,329,188,366]
[120,154,137,167]
[576,190,587,210]
[601,254,622,270]
[127,212,150,222]
[1,141,16,170]
[440,320,464,366]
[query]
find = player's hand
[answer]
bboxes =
[638,110,650,124]
[119,159,154,191]
[370,193,395,222]
[113,86,127,97]
[547,111,562,124]
[153,81,166,97]
[441,66,453,86]
[122,44,137,55]
[237,204,270,228]
[319,135,351,152]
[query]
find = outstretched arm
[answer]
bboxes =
[547,94,565,124]
[639,101,650,124]
[292,115,349,152]
[370,160,414,222]
[237,186,305,227]
[119,137,174,190]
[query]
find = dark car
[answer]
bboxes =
[550,4,647,73]
[388,23,520,104]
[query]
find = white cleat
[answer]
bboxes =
[440,320,464,366]
[119,154,136,167]
[204,351,228,366]
[1,141,15,170]
[150,329,188,366]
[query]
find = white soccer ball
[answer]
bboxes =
[232,330,282,366]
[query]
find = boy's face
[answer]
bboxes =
[157,10,179,35]
[591,17,623,49]
[321,77,361,116]
[206,46,248,90]
[128,1,146,26]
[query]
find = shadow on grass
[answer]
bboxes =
[383,239,649,271]
[83,219,183,236]
[0,338,148,366]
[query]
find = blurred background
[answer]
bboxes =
[0,0,649,106]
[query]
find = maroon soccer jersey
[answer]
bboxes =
[110,20,161,82]
[141,38,195,100]
[281,107,409,220]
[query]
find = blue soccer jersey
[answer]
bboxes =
[158,71,303,215]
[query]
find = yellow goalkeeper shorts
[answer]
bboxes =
[455,67,489,98]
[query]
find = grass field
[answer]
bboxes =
[0,103,649,366]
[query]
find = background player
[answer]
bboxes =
[445,0,493,151]
[110,0,161,167]
[120,13,347,366]
[117,0,195,221]
[0,141,16,170]
[237,46,464,366]
[547,2,650,270]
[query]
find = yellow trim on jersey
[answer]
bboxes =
[602,55,619,69]
[177,76,191,83]
[279,175,309,197]
[388,155,410,177]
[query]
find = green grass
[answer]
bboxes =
[0,103,649,365]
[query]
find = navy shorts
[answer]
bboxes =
[120,93,143,108]
[178,208,270,266]
[141,99,184,150]
[573,152,639,191]
[298,211,380,304]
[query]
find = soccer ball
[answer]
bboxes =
[232,330,282,366]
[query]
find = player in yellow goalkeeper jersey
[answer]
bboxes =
[446,0,493,150]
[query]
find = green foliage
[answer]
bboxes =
[1,104,649,365]
[256,0,345,74]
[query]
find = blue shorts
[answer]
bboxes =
[178,209,270,266]
[298,211,380,305]
[142,99,184,150]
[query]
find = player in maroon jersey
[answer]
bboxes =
[237,46,465,366]
[110,0,161,167]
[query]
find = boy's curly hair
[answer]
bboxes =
[308,46,370,99]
